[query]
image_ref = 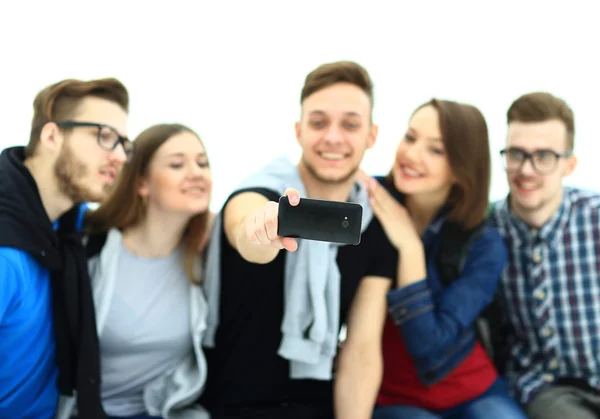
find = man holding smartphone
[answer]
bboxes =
[200,61,397,419]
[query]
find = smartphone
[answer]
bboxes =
[277,196,363,245]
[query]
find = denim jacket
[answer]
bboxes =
[377,177,508,386]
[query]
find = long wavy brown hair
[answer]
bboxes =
[385,98,491,229]
[85,123,210,284]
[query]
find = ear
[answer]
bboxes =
[564,154,578,177]
[294,121,302,146]
[449,170,458,184]
[137,176,150,198]
[367,123,379,149]
[39,122,64,154]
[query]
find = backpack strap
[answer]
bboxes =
[436,221,484,288]
[435,220,504,360]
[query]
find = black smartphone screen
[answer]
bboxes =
[277,196,363,245]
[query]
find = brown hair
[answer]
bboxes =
[386,99,491,229]
[300,61,374,108]
[26,77,129,157]
[507,92,575,150]
[85,123,209,284]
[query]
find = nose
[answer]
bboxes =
[188,162,207,179]
[519,157,536,176]
[108,144,128,165]
[403,142,422,162]
[323,125,344,145]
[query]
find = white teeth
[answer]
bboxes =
[518,182,537,190]
[402,166,422,177]
[320,152,344,160]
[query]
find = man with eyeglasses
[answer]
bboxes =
[0,78,131,418]
[488,92,600,419]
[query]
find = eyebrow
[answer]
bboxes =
[165,152,207,158]
[407,127,442,142]
[309,110,362,118]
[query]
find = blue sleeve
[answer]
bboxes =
[0,255,18,324]
[386,227,508,357]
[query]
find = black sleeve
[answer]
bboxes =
[224,187,281,208]
[361,216,398,281]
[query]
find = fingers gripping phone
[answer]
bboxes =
[277,196,363,245]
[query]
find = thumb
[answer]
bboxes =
[280,237,298,252]
[283,187,301,206]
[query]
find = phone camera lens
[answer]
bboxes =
[342,220,350,228]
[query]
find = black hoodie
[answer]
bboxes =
[0,146,106,418]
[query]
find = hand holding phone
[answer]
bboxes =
[245,187,300,252]
[277,196,363,245]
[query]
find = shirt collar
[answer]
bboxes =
[500,189,572,244]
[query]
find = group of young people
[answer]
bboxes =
[1,61,599,419]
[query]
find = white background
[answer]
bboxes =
[1,0,598,212]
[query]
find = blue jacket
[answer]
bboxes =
[377,177,508,386]
[0,204,87,418]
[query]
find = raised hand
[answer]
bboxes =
[245,187,300,252]
[361,174,420,251]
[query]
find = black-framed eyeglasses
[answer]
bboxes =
[500,147,572,175]
[56,121,135,162]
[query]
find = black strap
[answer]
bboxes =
[85,232,109,259]
[436,221,484,288]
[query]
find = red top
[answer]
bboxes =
[376,315,498,410]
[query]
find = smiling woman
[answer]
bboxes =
[364,98,527,419]
[56,123,213,419]
[85,123,212,281]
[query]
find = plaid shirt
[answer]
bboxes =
[488,187,600,405]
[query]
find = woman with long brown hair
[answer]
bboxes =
[336,99,527,418]
[57,123,212,419]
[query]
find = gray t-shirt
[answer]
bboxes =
[100,243,192,416]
